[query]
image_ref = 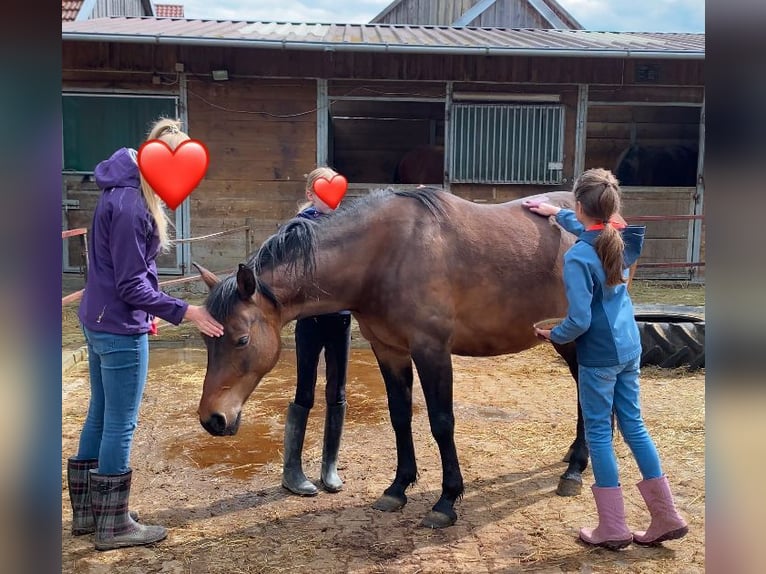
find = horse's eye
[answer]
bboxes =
[236,335,250,347]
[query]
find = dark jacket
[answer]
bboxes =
[78,148,188,334]
[297,206,350,316]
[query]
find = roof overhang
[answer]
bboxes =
[61,31,705,60]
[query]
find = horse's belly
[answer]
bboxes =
[451,331,540,357]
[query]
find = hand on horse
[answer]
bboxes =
[525,201,560,218]
[184,305,224,337]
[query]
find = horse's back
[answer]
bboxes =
[364,189,576,356]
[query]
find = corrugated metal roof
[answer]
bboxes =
[62,17,704,59]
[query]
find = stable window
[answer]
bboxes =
[62,93,178,172]
[450,103,565,184]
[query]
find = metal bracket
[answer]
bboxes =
[62,199,80,211]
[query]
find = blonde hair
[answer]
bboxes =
[298,166,339,212]
[573,168,626,287]
[140,118,190,251]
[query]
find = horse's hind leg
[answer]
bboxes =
[411,345,463,529]
[369,344,417,513]
[553,342,588,497]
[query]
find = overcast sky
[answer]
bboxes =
[179,0,704,33]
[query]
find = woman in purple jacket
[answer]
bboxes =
[67,119,223,551]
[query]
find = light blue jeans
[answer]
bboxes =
[76,327,149,475]
[579,356,663,487]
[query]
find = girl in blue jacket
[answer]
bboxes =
[69,119,224,551]
[529,168,687,549]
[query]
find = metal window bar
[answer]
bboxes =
[450,103,565,184]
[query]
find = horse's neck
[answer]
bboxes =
[268,225,370,322]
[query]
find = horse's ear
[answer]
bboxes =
[193,261,220,291]
[236,263,257,301]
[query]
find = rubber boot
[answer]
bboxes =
[281,402,318,496]
[67,458,138,535]
[89,469,167,551]
[579,485,633,550]
[320,402,346,492]
[632,476,688,545]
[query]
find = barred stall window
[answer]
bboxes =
[450,103,565,184]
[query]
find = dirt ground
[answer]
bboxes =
[61,337,704,573]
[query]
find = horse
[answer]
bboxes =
[614,144,698,187]
[193,186,588,529]
[394,145,444,184]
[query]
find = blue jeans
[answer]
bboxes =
[579,356,663,487]
[76,327,149,475]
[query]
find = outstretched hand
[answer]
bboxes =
[534,327,552,341]
[184,305,224,337]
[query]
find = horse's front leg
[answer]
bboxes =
[369,343,417,513]
[553,341,588,496]
[411,345,463,529]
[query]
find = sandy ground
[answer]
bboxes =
[61,342,704,573]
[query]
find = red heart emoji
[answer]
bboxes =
[137,139,209,210]
[313,174,348,210]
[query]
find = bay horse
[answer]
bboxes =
[194,187,588,529]
[394,145,444,184]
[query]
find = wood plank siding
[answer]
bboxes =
[62,40,704,278]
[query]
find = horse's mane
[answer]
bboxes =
[205,186,447,320]
[254,186,446,275]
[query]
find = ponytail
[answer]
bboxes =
[573,168,626,287]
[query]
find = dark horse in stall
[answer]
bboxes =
[394,144,444,184]
[194,187,588,529]
[614,144,698,187]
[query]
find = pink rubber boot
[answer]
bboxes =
[579,485,633,550]
[633,476,688,545]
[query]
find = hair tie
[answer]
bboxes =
[166,124,180,134]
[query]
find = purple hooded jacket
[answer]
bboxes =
[78,148,188,334]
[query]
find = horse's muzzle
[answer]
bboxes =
[201,411,241,436]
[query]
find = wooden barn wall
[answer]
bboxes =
[473,0,551,28]
[62,42,704,277]
[184,77,317,271]
[374,0,480,25]
[372,0,564,27]
[62,42,703,86]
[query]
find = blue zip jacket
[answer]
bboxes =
[78,148,188,334]
[549,209,646,367]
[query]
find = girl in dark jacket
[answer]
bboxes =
[282,167,351,496]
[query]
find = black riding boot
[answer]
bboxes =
[320,402,347,492]
[282,402,318,496]
[89,469,166,551]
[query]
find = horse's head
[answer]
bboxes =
[194,262,282,436]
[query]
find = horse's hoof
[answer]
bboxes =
[562,447,574,463]
[372,494,406,512]
[421,510,456,529]
[556,475,582,497]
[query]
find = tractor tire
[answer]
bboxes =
[633,304,705,370]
